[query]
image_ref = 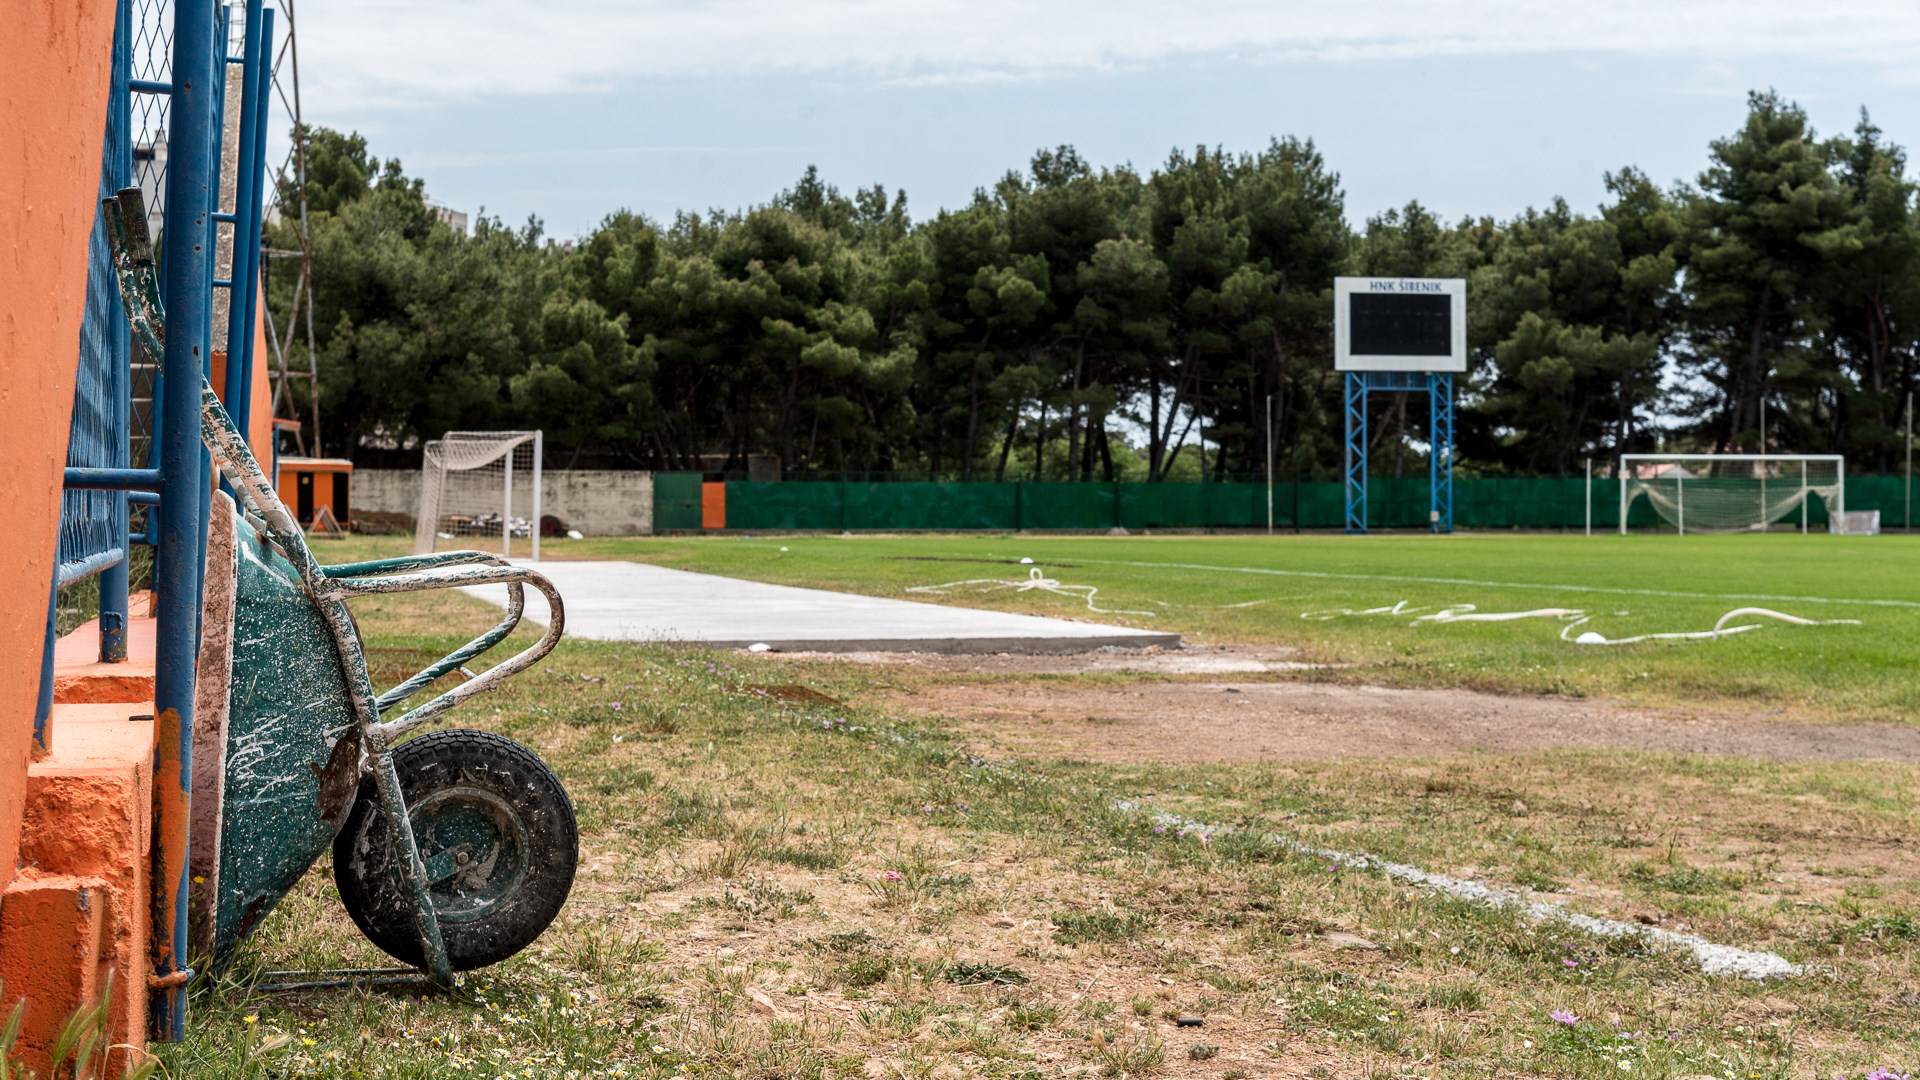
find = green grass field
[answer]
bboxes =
[148,532,1920,1079]
[551,532,1920,723]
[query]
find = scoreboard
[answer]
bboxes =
[1334,277,1466,372]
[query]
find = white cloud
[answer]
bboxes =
[294,1,1920,109]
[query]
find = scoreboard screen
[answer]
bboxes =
[1349,293,1451,357]
[1334,277,1467,372]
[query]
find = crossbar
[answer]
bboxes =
[1621,454,1843,463]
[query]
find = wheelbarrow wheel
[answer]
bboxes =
[333,729,577,971]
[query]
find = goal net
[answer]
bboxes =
[413,431,543,558]
[1619,454,1842,534]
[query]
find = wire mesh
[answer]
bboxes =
[128,0,173,479]
[59,106,132,585]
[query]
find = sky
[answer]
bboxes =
[286,1,1920,239]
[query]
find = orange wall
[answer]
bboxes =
[0,4,119,885]
[209,321,275,462]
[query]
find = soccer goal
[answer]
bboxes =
[1619,454,1842,534]
[413,431,544,559]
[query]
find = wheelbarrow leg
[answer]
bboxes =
[367,741,455,987]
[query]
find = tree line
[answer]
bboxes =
[269,90,1920,481]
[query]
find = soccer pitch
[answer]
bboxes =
[566,531,1920,722]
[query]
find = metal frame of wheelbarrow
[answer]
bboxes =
[103,188,566,991]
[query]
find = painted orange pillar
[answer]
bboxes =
[205,273,276,464]
[249,288,273,457]
[0,0,119,893]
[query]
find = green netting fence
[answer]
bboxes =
[651,473,1915,532]
[652,472,705,531]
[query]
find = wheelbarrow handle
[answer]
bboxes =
[328,563,567,743]
[372,578,525,713]
[320,551,519,578]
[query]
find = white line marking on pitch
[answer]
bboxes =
[1065,557,1920,610]
[1114,801,1801,981]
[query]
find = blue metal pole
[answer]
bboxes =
[230,7,270,440]
[1344,372,1367,534]
[33,574,59,753]
[65,466,163,489]
[98,0,136,663]
[220,0,260,423]
[152,0,218,1041]
[192,7,230,662]
[1442,374,1454,532]
[1429,373,1454,534]
[1429,375,1439,534]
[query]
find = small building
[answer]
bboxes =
[276,457,354,530]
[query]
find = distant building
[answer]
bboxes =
[428,201,469,235]
[133,130,165,237]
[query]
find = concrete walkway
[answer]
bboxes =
[462,561,1179,653]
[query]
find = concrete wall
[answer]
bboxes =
[0,0,117,893]
[355,469,655,536]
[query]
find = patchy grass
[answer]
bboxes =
[149,536,1920,1078]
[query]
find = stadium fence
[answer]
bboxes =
[651,474,1916,532]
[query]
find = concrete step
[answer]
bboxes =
[0,872,113,1076]
[10,662,157,1071]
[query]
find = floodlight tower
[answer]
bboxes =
[1335,276,1466,534]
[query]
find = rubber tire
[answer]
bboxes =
[333,729,577,971]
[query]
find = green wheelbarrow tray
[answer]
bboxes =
[104,189,575,990]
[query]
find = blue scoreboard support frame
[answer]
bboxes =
[1343,370,1454,534]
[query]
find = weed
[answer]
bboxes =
[942,961,1029,986]
[1053,909,1151,946]
[1839,913,1920,944]
[1626,859,1741,895]
[1092,1032,1165,1076]
[1004,1004,1058,1032]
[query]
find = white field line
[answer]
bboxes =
[778,686,1804,980]
[1064,557,1920,610]
[1113,800,1802,981]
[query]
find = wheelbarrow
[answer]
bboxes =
[103,189,576,991]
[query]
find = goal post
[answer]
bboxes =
[1618,453,1842,535]
[413,431,544,559]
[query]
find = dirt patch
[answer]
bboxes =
[763,642,1322,676]
[885,678,1920,764]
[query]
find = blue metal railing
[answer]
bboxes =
[37,0,275,1041]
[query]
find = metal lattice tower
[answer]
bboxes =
[1343,371,1455,534]
[263,0,320,457]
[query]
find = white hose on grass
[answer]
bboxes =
[906,566,1157,617]
[1414,603,1586,625]
[1560,606,1862,646]
[1301,600,1429,621]
[1304,600,1861,646]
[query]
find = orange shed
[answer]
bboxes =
[276,457,354,530]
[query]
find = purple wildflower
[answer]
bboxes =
[1550,1009,1579,1026]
